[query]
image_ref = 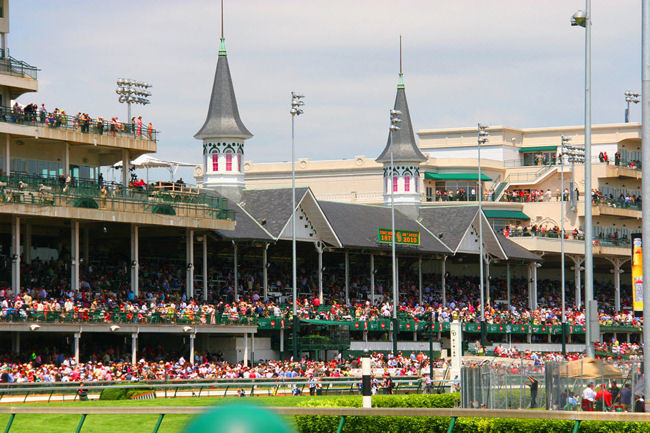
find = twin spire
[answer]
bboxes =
[194,0,252,140]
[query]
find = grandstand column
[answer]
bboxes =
[130,224,139,296]
[70,220,80,292]
[4,134,9,175]
[131,333,138,365]
[418,256,423,304]
[441,256,447,306]
[202,236,208,302]
[370,254,375,303]
[344,251,349,304]
[243,333,249,367]
[63,142,70,174]
[186,229,194,299]
[506,262,511,307]
[10,215,20,295]
[316,243,323,303]
[121,149,130,186]
[527,263,533,310]
[189,333,195,366]
[485,256,490,304]
[233,242,238,301]
[251,333,255,366]
[24,222,31,265]
[569,255,584,308]
[73,332,80,364]
[532,262,539,310]
[263,243,269,301]
[606,257,628,312]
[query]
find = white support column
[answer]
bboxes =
[396,256,399,303]
[186,229,194,299]
[316,244,323,303]
[70,220,80,292]
[418,256,423,305]
[11,215,20,295]
[532,262,538,310]
[370,254,375,304]
[131,333,138,365]
[528,262,534,310]
[130,224,139,297]
[569,255,585,309]
[203,236,208,302]
[233,242,238,301]
[280,328,284,354]
[344,251,349,304]
[24,222,32,265]
[441,256,447,306]
[121,149,130,186]
[506,262,511,307]
[251,333,255,366]
[63,142,70,175]
[4,134,9,175]
[485,257,490,305]
[606,257,629,313]
[74,332,80,364]
[189,334,195,365]
[263,243,269,301]
[243,333,249,367]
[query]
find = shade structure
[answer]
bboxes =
[483,210,530,220]
[559,357,623,379]
[113,155,196,182]
[424,172,492,181]
[518,146,558,153]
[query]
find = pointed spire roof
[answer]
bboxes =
[376,73,427,164]
[194,30,252,140]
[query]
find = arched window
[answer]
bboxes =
[404,176,410,192]
[226,153,233,172]
[212,154,218,172]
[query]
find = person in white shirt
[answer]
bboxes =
[582,382,596,411]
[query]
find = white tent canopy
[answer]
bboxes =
[112,154,195,182]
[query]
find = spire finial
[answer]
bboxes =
[219,0,227,56]
[398,35,404,89]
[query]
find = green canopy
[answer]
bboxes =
[424,172,492,181]
[483,210,530,220]
[518,146,557,153]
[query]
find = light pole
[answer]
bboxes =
[389,108,401,356]
[290,91,304,362]
[116,78,152,124]
[571,2,595,358]
[477,123,488,349]
[560,135,571,356]
[624,91,640,123]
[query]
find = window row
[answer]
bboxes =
[385,175,419,193]
[211,153,242,173]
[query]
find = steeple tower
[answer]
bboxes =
[376,37,426,213]
[195,0,252,202]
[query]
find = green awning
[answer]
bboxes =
[518,146,557,153]
[424,172,492,181]
[484,210,530,220]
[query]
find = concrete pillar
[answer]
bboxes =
[506,262,511,307]
[485,257,490,304]
[528,263,534,310]
[4,134,9,175]
[233,242,238,300]
[243,333,249,367]
[186,228,194,299]
[316,244,323,303]
[441,256,447,306]
[63,142,70,175]
[70,220,80,292]
[280,328,284,354]
[131,333,138,365]
[606,257,628,313]
[532,262,538,310]
[370,254,375,303]
[121,149,130,187]
[344,251,349,304]
[74,332,80,364]
[418,256,423,305]
[569,255,584,309]
[24,222,32,265]
[130,224,139,296]
[203,236,208,302]
[189,334,195,366]
[251,333,255,366]
[11,215,20,295]
[263,243,269,301]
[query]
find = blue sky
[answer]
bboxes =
[11,1,643,180]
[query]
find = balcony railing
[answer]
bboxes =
[0,50,38,79]
[504,230,631,247]
[593,197,641,210]
[0,173,235,221]
[0,105,158,141]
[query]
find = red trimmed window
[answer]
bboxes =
[392,176,398,192]
[226,153,233,171]
[212,154,218,172]
[404,176,410,192]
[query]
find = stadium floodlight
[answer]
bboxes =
[116,77,152,121]
[477,123,489,349]
[389,108,402,355]
[624,90,640,123]
[290,91,305,361]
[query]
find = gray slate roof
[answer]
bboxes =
[376,78,427,164]
[497,233,541,261]
[418,206,479,252]
[213,201,273,241]
[239,188,310,238]
[194,42,253,140]
[319,201,449,253]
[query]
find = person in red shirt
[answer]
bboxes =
[595,384,612,411]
